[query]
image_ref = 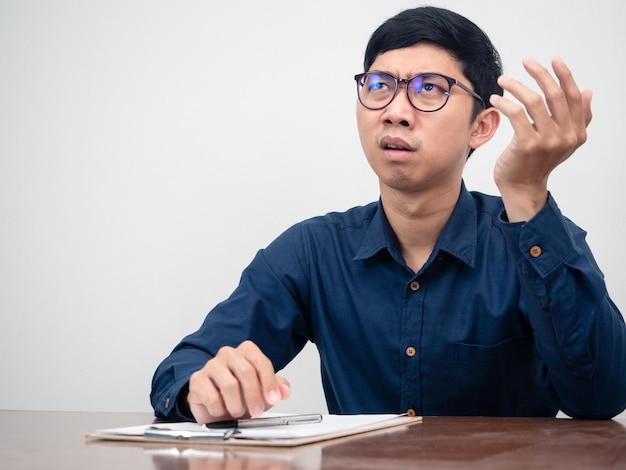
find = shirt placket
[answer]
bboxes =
[400,275,425,416]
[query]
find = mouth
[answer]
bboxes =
[380,136,414,152]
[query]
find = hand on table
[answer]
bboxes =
[187,340,291,424]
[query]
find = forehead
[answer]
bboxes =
[369,42,463,78]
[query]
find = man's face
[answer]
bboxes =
[356,42,480,196]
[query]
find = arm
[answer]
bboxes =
[500,197,626,418]
[150,225,312,422]
[491,57,626,418]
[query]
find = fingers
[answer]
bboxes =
[239,342,283,414]
[188,370,228,423]
[528,56,590,153]
[187,340,290,424]
[551,56,593,129]
[491,57,591,144]
[523,57,574,130]
[490,56,592,168]
[276,376,292,400]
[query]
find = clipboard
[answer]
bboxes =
[86,413,422,447]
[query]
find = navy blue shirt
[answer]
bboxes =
[151,185,626,420]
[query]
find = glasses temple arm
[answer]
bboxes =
[454,81,486,108]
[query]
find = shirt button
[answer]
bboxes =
[529,245,542,258]
[164,397,170,409]
[436,253,444,261]
[406,346,416,357]
[409,281,420,291]
[407,408,417,417]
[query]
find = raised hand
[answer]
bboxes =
[490,57,593,222]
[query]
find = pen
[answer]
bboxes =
[204,413,323,429]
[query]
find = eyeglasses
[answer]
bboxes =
[354,71,485,112]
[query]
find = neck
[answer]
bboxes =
[381,184,460,273]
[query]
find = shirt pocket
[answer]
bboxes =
[445,335,544,416]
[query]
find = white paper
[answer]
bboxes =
[96,413,403,441]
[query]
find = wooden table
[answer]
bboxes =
[1,410,625,469]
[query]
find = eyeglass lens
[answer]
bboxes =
[357,72,452,111]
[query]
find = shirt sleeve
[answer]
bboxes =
[150,223,312,421]
[499,194,626,419]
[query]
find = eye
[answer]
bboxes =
[410,76,424,93]
[366,74,392,92]
[410,74,449,96]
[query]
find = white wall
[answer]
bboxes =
[1,0,624,418]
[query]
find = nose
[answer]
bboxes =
[381,85,414,128]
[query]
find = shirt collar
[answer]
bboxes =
[353,198,400,263]
[353,182,477,268]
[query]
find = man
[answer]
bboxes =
[151,6,626,422]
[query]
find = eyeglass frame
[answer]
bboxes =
[354,70,486,113]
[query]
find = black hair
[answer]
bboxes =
[364,6,503,117]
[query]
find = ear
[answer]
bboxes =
[469,107,500,150]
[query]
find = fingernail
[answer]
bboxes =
[267,390,280,405]
[252,405,264,417]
